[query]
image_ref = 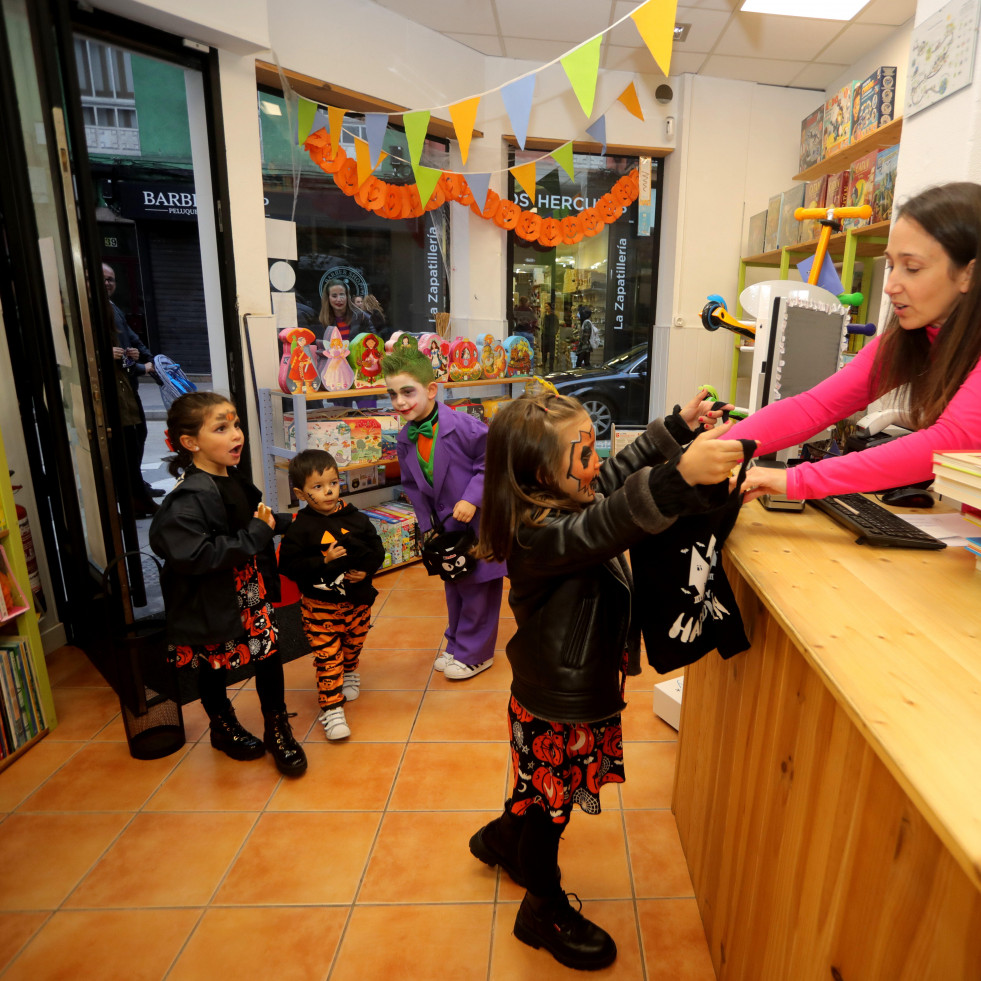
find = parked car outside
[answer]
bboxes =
[545,343,649,439]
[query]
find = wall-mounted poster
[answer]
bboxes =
[907,0,980,117]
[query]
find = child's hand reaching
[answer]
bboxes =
[254,503,275,529]
[322,542,348,563]
[344,569,367,582]
[678,388,732,431]
[452,500,476,523]
[677,423,753,486]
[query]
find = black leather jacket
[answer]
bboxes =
[149,468,290,645]
[505,417,708,724]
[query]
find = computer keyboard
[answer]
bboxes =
[808,493,947,549]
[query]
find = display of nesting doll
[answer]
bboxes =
[278,326,321,395]
[417,332,450,380]
[447,336,483,382]
[503,334,534,377]
[320,325,355,392]
[478,333,506,380]
[348,332,384,388]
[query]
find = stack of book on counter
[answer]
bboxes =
[932,451,981,570]
[361,500,420,569]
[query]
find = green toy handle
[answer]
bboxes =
[838,292,864,307]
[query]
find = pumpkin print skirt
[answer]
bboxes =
[171,560,276,671]
[507,694,625,826]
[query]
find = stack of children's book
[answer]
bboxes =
[362,500,420,568]
[932,451,981,570]
[0,635,46,758]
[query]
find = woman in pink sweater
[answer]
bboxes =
[734,181,981,502]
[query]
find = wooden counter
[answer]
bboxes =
[673,499,981,980]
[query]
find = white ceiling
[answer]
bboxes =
[370,0,917,91]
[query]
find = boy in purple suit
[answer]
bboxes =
[382,348,504,679]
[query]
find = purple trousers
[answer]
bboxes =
[443,576,504,665]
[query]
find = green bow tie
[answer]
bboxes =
[408,418,435,440]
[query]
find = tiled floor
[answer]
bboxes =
[0,562,715,980]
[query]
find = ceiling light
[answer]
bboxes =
[740,0,870,19]
[673,23,690,42]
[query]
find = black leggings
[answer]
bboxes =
[197,655,286,720]
[517,805,565,898]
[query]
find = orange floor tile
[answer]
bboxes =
[0,564,713,979]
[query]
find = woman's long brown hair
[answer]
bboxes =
[872,182,981,427]
[476,394,588,563]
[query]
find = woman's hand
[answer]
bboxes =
[254,503,275,529]
[677,424,752,485]
[678,389,732,431]
[739,465,788,502]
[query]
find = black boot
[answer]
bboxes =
[263,710,308,776]
[209,706,265,761]
[469,801,525,885]
[514,891,617,971]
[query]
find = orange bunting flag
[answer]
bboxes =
[413,164,443,208]
[510,161,537,203]
[551,141,575,181]
[631,0,678,77]
[560,35,603,117]
[617,81,645,121]
[327,106,346,159]
[449,96,480,166]
[354,137,373,187]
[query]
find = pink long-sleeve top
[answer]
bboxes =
[726,325,981,499]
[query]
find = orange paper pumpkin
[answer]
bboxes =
[597,193,622,223]
[612,180,633,208]
[357,176,387,211]
[401,184,424,218]
[538,217,562,248]
[472,188,500,219]
[494,199,520,230]
[335,158,359,196]
[560,215,584,245]
[515,211,543,241]
[424,178,446,211]
[379,184,403,219]
[580,207,603,237]
[455,178,475,208]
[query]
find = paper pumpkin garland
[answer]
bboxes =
[303,129,640,248]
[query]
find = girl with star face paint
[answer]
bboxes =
[468,391,746,972]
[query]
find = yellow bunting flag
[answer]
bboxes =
[550,141,575,181]
[449,96,480,165]
[560,35,603,117]
[297,96,318,146]
[617,81,645,121]
[510,161,537,203]
[631,0,678,77]
[327,106,346,157]
[354,138,373,187]
[413,164,443,208]
[403,110,431,167]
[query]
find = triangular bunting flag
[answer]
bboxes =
[327,105,346,157]
[364,112,389,168]
[465,172,492,212]
[297,96,318,146]
[560,35,602,117]
[449,96,480,165]
[404,110,431,167]
[551,141,575,181]
[586,116,607,154]
[631,0,678,76]
[413,164,443,208]
[355,137,374,187]
[500,75,536,149]
[510,161,537,203]
[617,81,645,121]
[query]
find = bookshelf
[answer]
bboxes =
[0,424,56,771]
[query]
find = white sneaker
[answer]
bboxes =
[434,651,455,672]
[443,657,494,680]
[342,671,361,701]
[320,706,351,740]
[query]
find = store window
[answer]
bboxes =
[508,149,660,437]
[75,37,140,154]
[258,91,450,339]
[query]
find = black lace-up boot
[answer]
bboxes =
[514,891,617,971]
[469,800,525,884]
[208,705,265,760]
[263,709,308,776]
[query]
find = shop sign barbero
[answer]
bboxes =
[117,182,198,221]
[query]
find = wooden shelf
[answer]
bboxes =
[742,220,891,267]
[286,376,533,402]
[795,116,902,182]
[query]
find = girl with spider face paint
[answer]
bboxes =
[469,390,747,971]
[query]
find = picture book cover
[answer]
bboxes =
[825,170,850,212]
[823,83,855,157]
[872,145,900,223]
[799,175,829,243]
[844,150,878,229]
[763,193,782,253]
[346,417,383,464]
[777,184,805,249]
[746,210,767,256]
[799,104,824,172]
[852,66,897,142]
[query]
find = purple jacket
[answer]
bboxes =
[396,402,505,584]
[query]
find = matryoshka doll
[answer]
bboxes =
[320,325,355,392]
[278,326,321,395]
[416,332,449,380]
[447,336,483,382]
[348,332,384,388]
